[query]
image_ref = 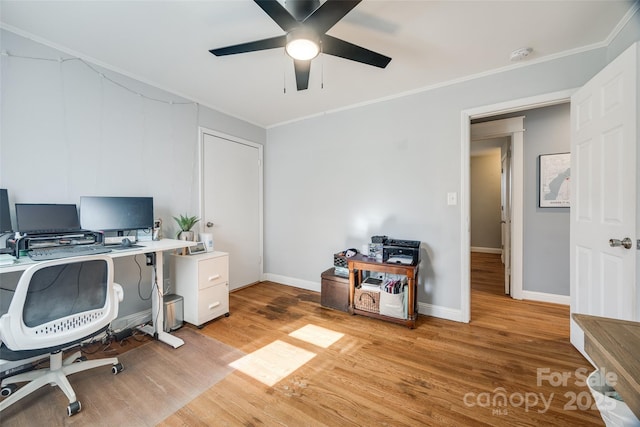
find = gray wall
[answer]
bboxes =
[470,151,502,250]
[523,104,571,295]
[265,48,608,312]
[0,30,265,318]
[265,12,639,315]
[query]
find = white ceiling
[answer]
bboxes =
[0,1,636,128]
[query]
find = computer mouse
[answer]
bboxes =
[121,238,132,248]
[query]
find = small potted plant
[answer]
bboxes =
[173,214,200,241]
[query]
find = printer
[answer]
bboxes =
[383,238,420,265]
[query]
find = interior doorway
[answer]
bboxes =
[469,135,511,295]
[469,116,525,309]
[460,90,574,323]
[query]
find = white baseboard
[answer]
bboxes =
[265,273,468,323]
[112,309,152,331]
[263,273,321,292]
[417,302,465,322]
[521,290,569,306]
[470,246,502,254]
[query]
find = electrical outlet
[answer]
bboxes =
[145,252,155,266]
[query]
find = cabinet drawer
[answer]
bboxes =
[197,283,229,324]
[198,256,229,289]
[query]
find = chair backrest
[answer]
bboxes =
[0,255,122,351]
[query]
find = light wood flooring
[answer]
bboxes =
[2,253,602,425]
[157,252,603,426]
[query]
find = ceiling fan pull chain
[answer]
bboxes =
[283,49,287,94]
[321,44,324,89]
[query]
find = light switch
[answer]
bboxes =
[447,192,457,206]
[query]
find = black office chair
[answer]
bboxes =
[0,255,124,416]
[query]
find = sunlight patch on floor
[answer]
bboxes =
[288,324,344,348]
[229,340,316,387]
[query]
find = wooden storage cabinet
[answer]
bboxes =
[321,268,351,312]
[170,251,229,328]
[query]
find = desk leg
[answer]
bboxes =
[138,250,184,348]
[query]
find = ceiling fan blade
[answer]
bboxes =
[293,60,311,91]
[209,35,286,56]
[303,0,361,34]
[285,0,321,22]
[321,34,391,68]
[254,0,300,32]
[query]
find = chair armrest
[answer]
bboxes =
[113,282,124,303]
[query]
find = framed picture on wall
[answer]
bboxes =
[539,152,570,208]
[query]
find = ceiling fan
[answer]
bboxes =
[209,0,392,91]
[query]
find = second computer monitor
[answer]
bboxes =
[80,196,154,234]
[16,203,81,235]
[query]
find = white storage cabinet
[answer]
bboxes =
[170,251,229,328]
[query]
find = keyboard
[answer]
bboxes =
[28,245,112,261]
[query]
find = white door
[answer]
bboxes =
[202,132,262,291]
[570,43,637,357]
[501,143,512,294]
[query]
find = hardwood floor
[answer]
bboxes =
[159,253,603,426]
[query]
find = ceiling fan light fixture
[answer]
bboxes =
[285,30,320,61]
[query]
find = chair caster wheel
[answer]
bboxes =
[67,400,82,416]
[1,383,18,397]
[112,363,124,374]
[75,356,88,362]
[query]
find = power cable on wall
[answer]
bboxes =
[1,51,197,106]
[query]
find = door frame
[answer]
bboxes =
[460,89,575,323]
[471,117,525,300]
[501,141,512,294]
[198,127,265,282]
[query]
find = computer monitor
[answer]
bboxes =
[0,189,11,233]
[80,196,154,234]
[15,203,81,235]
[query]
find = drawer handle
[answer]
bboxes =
[208,274,221,281]
[208,302,220,310]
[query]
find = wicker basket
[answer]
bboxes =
[354,288,380,313]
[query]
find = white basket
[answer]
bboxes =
[379,287,407,319]
[587,370,640,427]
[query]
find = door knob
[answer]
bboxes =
[609,237,632,249]
[206,222,214,228]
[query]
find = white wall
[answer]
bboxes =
[0,30,265,318]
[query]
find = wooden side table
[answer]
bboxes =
[347,254,418,328]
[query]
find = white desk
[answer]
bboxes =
[0,239,195,348]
